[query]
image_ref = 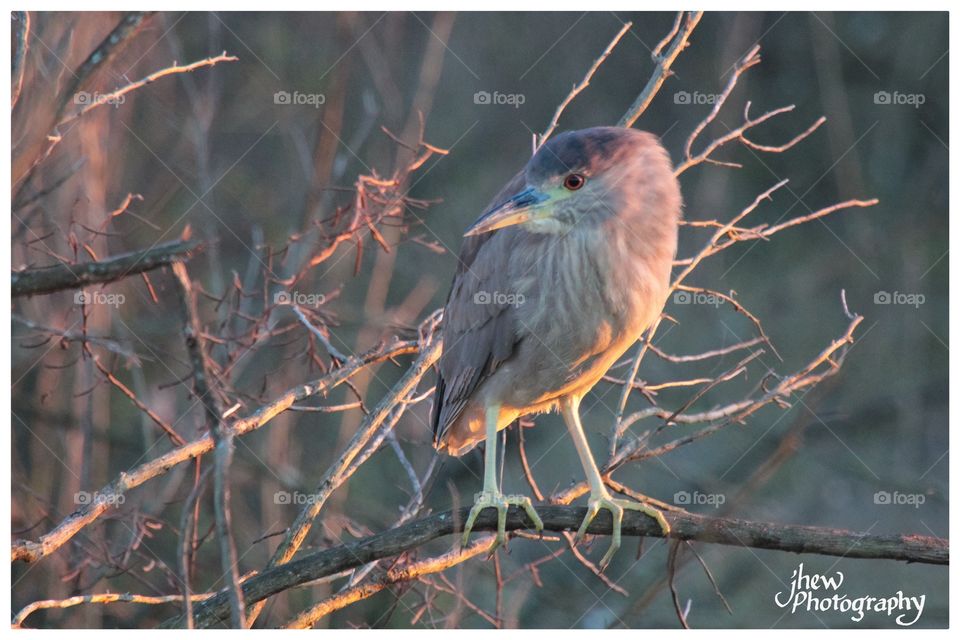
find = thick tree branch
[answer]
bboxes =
[169,506,948,628]
[12,237,202,297]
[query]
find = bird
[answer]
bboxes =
[432,126,681,568]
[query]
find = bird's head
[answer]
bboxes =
[464,126,678,237]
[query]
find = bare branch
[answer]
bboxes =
[14,591,217,628]
[536,21,633,149]
[283,536,497,628]
[55,12,154,119]
[618,11,704,127]
[243,325,442,625]
[290,304,350,363]
[11,11,30,109]
[172,262,246,628]
[12,314,141,365]
[12,236,202,297]
[11,337,422,564]
[171,506,947,628]
[673,45,827,175]
[611,307,864,470]
[58,53,239,127]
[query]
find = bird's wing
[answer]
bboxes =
[432,171,527,443]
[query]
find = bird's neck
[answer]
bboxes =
[595,209,678,329]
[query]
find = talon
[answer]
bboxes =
[575,493,669,568]
[460,491,542,553]
[574,502,600,544]
[515,495,544,533]
[462,492,487,548]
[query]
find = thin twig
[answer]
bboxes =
[618,11,703,127]
[536,21,633,149]
[58,53,239,127]
[13,591,217,628]
[172,262,246,628]
[56,12,154,119]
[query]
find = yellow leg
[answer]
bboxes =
[560,396,670,569]
[461,404,543,549]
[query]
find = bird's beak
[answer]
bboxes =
[464,187,551,236]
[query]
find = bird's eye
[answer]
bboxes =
[563,174,585,191]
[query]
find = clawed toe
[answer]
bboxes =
[461,492,543,551]
[574,494,671,570]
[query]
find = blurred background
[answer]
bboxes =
[11,11,948,628]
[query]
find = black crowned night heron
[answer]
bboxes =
[432,126,681,568]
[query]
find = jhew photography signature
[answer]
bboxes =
[774,563,926,626]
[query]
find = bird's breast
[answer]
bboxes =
[513,225,671,366]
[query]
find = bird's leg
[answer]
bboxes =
[461,404,543,550]
[560,396,670,569]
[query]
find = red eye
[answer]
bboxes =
[563,174,585,190]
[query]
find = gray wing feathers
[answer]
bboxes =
[432,172,527,444]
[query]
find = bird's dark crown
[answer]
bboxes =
[527,126,659,182]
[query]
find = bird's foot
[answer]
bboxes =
[461,491,543,550]
[574,492,671,570]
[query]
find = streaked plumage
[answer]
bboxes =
[433,127,681,454]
